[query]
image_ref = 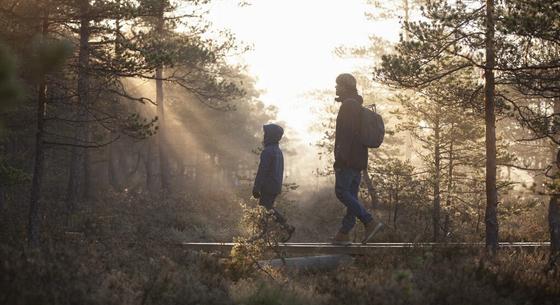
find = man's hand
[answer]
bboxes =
[252,191,261,199]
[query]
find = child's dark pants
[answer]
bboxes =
[259,192,287,225]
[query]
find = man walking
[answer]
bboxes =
[332,73,383,245]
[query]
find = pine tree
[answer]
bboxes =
[499,0,560,267]
[375,0,504,252]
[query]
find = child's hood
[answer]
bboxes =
[263,124,284,146]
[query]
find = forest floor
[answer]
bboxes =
[1,190,559,305]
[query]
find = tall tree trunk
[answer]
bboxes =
[393,176,400,229]
[28,12,49,247]
[387,189,392,224]
[66,150,81,214]
[108,99,121,191]
[444,134,454,238]
[433,120,441,242]
[476,193,482,233]
[81,0,93,199]
[549,100,560,268]
[549,190,560,268]
[402,0,409,41]
[108,15,122,191]
[156,5,170,192]
[484,0,499,254]
[156,67,170,190]
[66,0,91,211]
[83,137,92,197]
[401,0,413,162]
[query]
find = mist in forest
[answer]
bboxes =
[1,0,560,304]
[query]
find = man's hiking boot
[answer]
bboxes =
[362,220,384,244]
[332,231,352,246]
[281,224,295,243]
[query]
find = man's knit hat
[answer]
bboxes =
[336,73,357,90]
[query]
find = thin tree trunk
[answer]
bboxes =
[402,0,409,41]
[28,11,49,248]
[387,189,392,225]
[444,137,454,237]
[393,176,400,229]
[66,150,81,213]
[156,3,170,192]
[433,121,441,242]
[548,100,560,268]
[82,0,93,198]
[549,192,560,263]
[401,0,412,161]
[362,169,380,210]
[108,16,122,191]
[484,0,499,254]
[108,100,121,191]
[476,196,482,233]
[156,67,170,191]
[66,0,90,211]
[83,139,92,197]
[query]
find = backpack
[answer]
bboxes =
[360,105,385,148]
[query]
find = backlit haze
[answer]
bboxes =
[196,0,403,195]
[208,0,400,144]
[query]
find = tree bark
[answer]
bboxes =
[108,15,122,192]
[387,189,392,224]
[402,0,409,41]
[549,193,560,265]
[81,0,93,199]
[549,100,560,268]
[28,12,49,248]
[66,0,91,212]
[433,120,441,242]
[444,134,454,237]
[156,4,170,192]
[108,101,121,191]
[476,196,482,233]
[484,0,499,254]
[393,176,400,229]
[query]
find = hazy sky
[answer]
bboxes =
[208,0,400,142]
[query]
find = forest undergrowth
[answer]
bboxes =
[1,189,559,305]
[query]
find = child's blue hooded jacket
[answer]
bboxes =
[253,124,284,196]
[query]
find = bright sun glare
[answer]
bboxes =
[208,0,400,143]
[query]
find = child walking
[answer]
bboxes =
[252,123,295,242]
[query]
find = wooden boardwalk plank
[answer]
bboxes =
[181,242,550,255]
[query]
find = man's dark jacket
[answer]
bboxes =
[253,124,284,195]
[334,95,368,170]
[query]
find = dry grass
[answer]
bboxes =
[1,189,559,305]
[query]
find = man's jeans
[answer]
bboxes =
[335,167,373,234]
